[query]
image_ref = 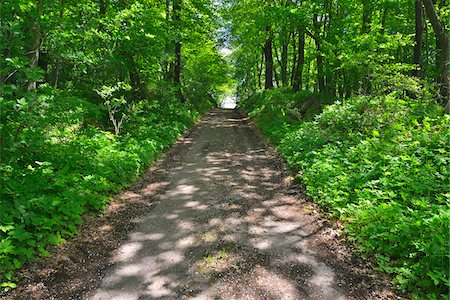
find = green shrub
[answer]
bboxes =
[0,91,201,289]
[241,92,450,299]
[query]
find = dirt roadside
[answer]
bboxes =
[2,109,401,300]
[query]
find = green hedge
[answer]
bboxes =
[241,89,450,299]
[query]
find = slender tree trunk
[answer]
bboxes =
[163,0,172,81]
[338,69,344,98]
[290,31,297,87]
[413,0,424,78]
[274,65,280,87]
[264,26,274,89]
[292,28,305,92]
[313,14,326,93]
[422,0,449,108]
[343,69,351,98]
[380,7,387,34]
[172,0,183,100]
[27,0,42,90]
[258,50,264,90]
[99,0,107,15]
[127,53,146,99]
[98,0,107,30]
[327,70,335,97]
[361,0,372,33]
[280,32,289,86]
[306,56,311,91]
[173,42,181,85]
[424,13,429,71]
[274,42,282,85]
[51,0,66,88]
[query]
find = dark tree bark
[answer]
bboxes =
[98,0,107,31]
[174,42,182,85]
[380,7,387,34]
[172,0,183,100]
[290,31,297,87]
[99,0,107,15]
[292,28,305,92]
[422,0,449,109]
[413,0,424,78]
[280,32,290,86]
[128,54,146,99]
[361,0,372,33]
[163,0,173,81]
[264,26,274,89]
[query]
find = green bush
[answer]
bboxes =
[241,92,450,299]
[0,91,202,289]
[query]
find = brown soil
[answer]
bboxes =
[2,109,402,300]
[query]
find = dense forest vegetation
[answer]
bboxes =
[0,0,229,291]
[1,0,449,299]
[227,0,449,299]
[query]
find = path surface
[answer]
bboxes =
[3,109,394,300]
[88,110,391,300]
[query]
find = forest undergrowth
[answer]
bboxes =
[0,89,207,290]
[240,89,450,299]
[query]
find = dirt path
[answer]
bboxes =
[4,109,396,300]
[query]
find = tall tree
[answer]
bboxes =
[313,13,325,93]
[413,0,424,78]
[173,0,183,100]
[292,26,305,92]
[422,0,449,108]
[26,0,42,90]
[264,26,274,89]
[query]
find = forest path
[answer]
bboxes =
[88,109,392,300]
[5,109,394,300]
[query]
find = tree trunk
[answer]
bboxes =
[313,14,326,93]
[98,0,107,30]
[274,64,280,87]
[128,54,146,99]
[290,31,297,87]
[413,0,424,77]
[172,0,183,100]
[163,0,172,81]
[258,50,264,90]
[27,0,42,90]
[52,0,65,88]
[361,0,372,33]
[264,26,274,89]
[292,28,305,92]
[422,0,449,106]
[280,32,289,86]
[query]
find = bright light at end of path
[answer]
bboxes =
[220,95,237,109]
[220,47,233,56]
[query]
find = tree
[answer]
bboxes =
[422,0,449,109]
[264,26,274,89]
[413,0,424,78]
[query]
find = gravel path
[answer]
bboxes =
[3,109,396,300]
[89,109,393,300]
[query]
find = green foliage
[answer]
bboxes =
[0,92,200,287]
[226,0,446,106]
[0,0,228,290]
[241,92,450,299]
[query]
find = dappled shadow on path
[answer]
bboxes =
[89,110,389,300]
